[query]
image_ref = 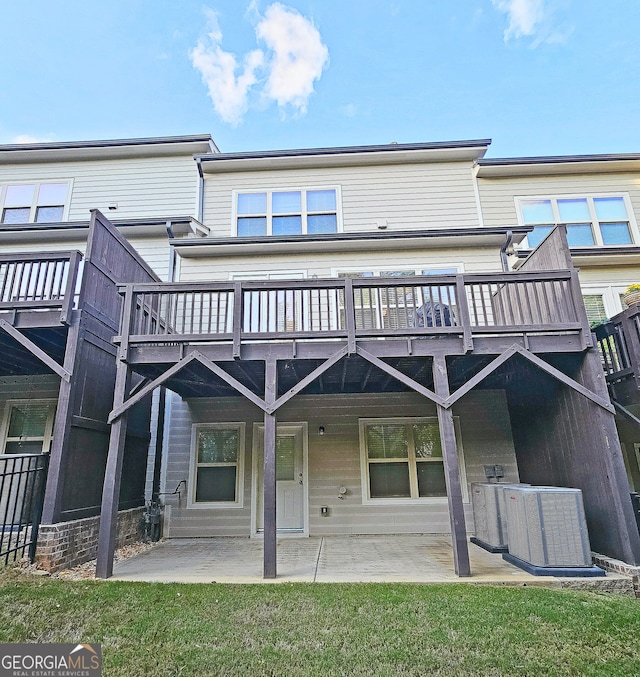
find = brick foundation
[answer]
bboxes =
[35,507,145,573]
[592,552,640,598]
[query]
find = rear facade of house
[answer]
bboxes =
[1,136,639,578]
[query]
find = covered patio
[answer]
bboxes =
[110,535,630,590]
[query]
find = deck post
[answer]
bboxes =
[96,360,132,579]
[263,356,277,579]
[432,355,471,577]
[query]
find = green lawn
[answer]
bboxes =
[0,571,639,676]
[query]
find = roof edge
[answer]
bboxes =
[196,139,492,163]
[0,134,215,153]
[479,152,640,167]
[171,225,530,247]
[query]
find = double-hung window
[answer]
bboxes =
[235,188,340,236]
[1,182,70,224]
[1,400,56,455]
[359,417,467,503]
[190,424,245,507]
[519,195,636,248]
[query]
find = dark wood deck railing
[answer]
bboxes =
[116,269,590,352]
[0,251,82,324]
[595,306,640,383]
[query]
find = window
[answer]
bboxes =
[519,195,636,248]
[190,424,245,506]
[581,284,633,324]
[582,294,608,326]
[235,188,340,236]
[1,182,69,224]
[1,400,56,455]
[359,418,467,503]
[337,267,460,330]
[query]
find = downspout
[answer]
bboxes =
[150,223,177,502]
[500,230,513,272]
[196,157,204,223]
[166,222,176,284]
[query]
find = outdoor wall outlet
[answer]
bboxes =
[484,464,497,479]
[320,506,329,516]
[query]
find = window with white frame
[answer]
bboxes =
[235,188,340,236]
[190,424,244,505]
[519,195,636,249]
[359,418,467,502]
[337,267,460,330]
[1,400,56,455]
[581,283,633,324]
[1,182,70,224]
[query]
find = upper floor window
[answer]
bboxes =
[519,195,636,248]
[235,188,340,237]
[0,182,69,224]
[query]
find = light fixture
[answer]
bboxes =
[318,426,325,436]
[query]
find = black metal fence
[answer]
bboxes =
[0,453,49,565]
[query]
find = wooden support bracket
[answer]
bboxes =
[0,319,71,382]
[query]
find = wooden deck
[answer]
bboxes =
[115,269,592,365]
[0,251,82,328]
[0,251,82,377]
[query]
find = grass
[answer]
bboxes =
[0,570,639,676]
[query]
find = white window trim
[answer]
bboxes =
[231,271,308,280]
[187,422,246,509]
[0,399,57,456]
[0,180,73,224]
[359,416,468,505]
[581,282,633,320]
[232,186,343,236]
[331,264,464,277]
[515,193,640,248]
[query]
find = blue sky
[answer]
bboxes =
[1,0,639,157]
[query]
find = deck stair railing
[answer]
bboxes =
[595,307,640,383]
[0,252,83,324]
[117,270,588,349]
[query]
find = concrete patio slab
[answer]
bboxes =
[111,535,633,592]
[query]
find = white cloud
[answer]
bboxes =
[190,4,328,125]
[492,0,572,46]
[189,9,264,126]
[492,0,545,40]
[256,3,329,115]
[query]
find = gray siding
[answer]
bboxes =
[0,156,199,222]
[164,390,517,538]
[478,172,640,229]
[0,375,60,409]
[177,246,503,281]
[203,161,481,237]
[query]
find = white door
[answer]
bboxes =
[255,424,306,532]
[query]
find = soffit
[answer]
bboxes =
[172,227,529,258]
[0,136,215,164]
[198,141,491,173]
